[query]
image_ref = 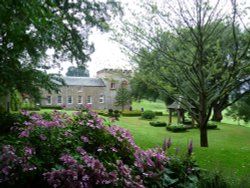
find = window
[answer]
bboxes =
[67,96,73,104]
[78,96,82,104]
[99,95,104,103]
[57,95,62,104]
[121,80,128,88]
[47,96,52,105]
[110,82,116,90]
[87,96,92,104]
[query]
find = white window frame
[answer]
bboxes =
[78,96,82,104]
[47,96,52,105]
[99,95,104,103]
[57,95,62,104]
[67,96,73,104]
[87,96,92,104]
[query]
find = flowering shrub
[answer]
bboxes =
[0,105,201,187]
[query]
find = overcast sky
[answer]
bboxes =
[49,0,249,77]
[48,0,135,77]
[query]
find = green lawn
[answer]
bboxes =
[38,100,250,183]
[123,100,250,183]
[132,99,167,113]
[115,115,250,183]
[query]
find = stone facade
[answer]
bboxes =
[40,69,131,110]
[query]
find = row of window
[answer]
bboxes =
[47,95,104,105]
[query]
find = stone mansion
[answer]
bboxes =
[40,69,131,110]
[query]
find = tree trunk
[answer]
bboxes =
[200,125,208,147]
[211,107,223,122]
[198,93,210,147]
[211,96,228,122]
[0,93,10,113]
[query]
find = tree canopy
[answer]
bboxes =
[114,0,250,147]
[0,0,122,101]
[66,66,90,77]
[115,85,131,111]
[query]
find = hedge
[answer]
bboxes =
[154,111,163,116]
[149,121,167,127]
[207,124,218,129]
[21,107,40,111]
[166,125,187,132]
[121,110,142,117]
[141,110,156,120]
[40,105,63,110]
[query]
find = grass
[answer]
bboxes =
[115,115,250,184]
[132,99,167,114]
[128,100,250,182]
[37,100,250,184]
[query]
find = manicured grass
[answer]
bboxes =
[132,99,167,114]
[37,101,250,183]
[115,115,250,183]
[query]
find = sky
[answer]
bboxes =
[48,0,135,77]
[48,0,249,77]
[51,31,131,77]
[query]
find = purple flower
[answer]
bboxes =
[24,146,34,156]
[23,121,33,126]
[188,140,193,156]
[81,136,90,143]
[60,154,77,165]
[167,137,171,149]
[111,147,117,152]
[39,134,47,141]
[1,166,11,175]
[21,110,29,116]
[19,130,30,138]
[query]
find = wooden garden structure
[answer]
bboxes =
[167,97,195,126]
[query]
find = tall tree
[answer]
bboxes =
[115,86,131,111]
[114,0,250,147]
[66,66,90,77]
[226,93,250,124]
[0,0,122,110]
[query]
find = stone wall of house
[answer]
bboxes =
[97,69,132,110]
[40,69,132,110]
[41,86,106,110]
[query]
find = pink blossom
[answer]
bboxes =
[80,136,90,143]
[19,130,29,138]
[39,134,47,141]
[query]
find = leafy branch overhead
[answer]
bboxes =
[0,0,122,98]
[114,0,250,147]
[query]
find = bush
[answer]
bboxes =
[95,110,109,117]
[154,111,163,116]
[0,112,28,135]
[149,121,167,127]
[141,110,156,120]
[196,123,218,129]
[121,110,141,117]
[106,109,120,120]
[167,124,187,132]
[183,120,193,125]
[0,107,201,188]
[40,105,63,110]
[207,124,218,129]
[21,106,40,111]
